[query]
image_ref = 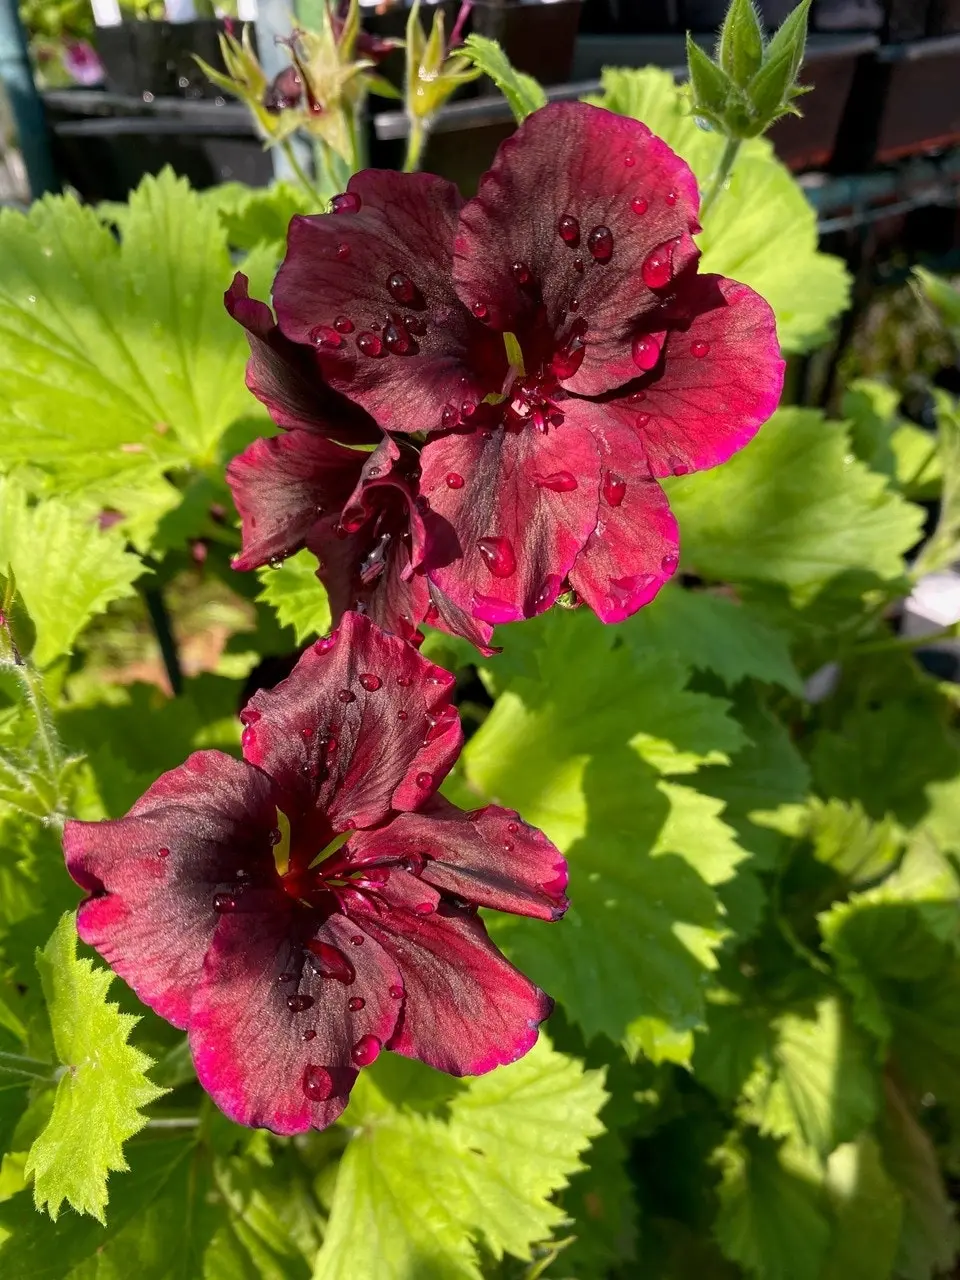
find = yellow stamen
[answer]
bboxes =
[272,808,292,876]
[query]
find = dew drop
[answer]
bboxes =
[460,400,475,418]
[414,900,436,914]
[441,403,458,428]
[357,331,384,358]
[631,195,648,215]
[310,324,343,349]
[361,866,390,886]
[331,191,361,214]
[314,632,338,654]
[661,552,679,574]
[241,726,256,750]
[587,225,614,263]
[307,941,355,983]
[557,214,580,246]
[631,334,661,372]
[389,984,404,999]
[535,574,563,609]
[359,673,382,691]
[302,1028,317,1041]
[337,688,356,703]
[569,296,580,312]
[625,153,636,167]
[213,893,236,912]
[397,710,408,721]
[512,261,531,284]
[425,602,440,624]
[326,737,339,754]
[278,972,296,983]
[302,1064,333,1101]
[642,242,676,290]
[334,315,354,333]
[635,412,651,430]
[387,271,416,304]
[477,536,516,578]
[535,470,578,492]
[415,772,434,790]
[348,996,365,1012]
[552,337,586,380]
[472,301,488,320]
[351,1034,381,1066]
[401,851,426,876]
[445,471,464,489]
[691,339,710,358]
[350,933,365,946]
[666,189,678,206]
[574,257,585,273]
[603,471,627,507]
[287,993,315,1013]
[504,841,514,852]
[335,242,350,261]
[669,457,691,476]
[158,846,170,859]
[507,821,519,833]
[397,675,412,687]
[384,320,413,355]
[268,827,282,846]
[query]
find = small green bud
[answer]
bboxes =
[686,33,735,123]
[718,0,764,88]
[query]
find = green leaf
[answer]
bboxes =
[24,915,165,1222]
[587,67,849,353]
[0,170,273,548]
[314,1038,606,1280]
[687,34,736,117]
[558,1129,638,1276]
[718,0,764,87]
[460,35,546,123]
[806,798,902,886]
[713,1132,830,1280]
[739,995,879,1158]
[747,0,812,128]
[664,408,924,592]
[914,265,960,335]
[821,1135,903,1280]
[0,477,145,667]
[621,585,802,692]
[459,610,745,1046]
[217,181,317,254]
[256,549,331,646]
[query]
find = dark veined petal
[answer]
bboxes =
[452,102,701,398]
[272,171,507,433]
[225,273,378,442]
[189,907,402,1134]
[347,794,568,920]
[63,751,278,1029]
[240,611,462,831]
[226,428,366,571]
[610,275,784,477]
[419,418,601,625]
[347,872,552,1076]
[561,403,680,622]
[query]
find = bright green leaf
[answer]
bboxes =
[24,915,165,1221]
[460,35,546,123]
[256,550,331,646]
[821,1135,902,1280]
[665,408,924,592]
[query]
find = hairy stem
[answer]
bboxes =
[699,135,741,221]
[403,116,430,173]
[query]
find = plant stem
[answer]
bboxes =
[699,136,741,221]
[0,1051,57,1081]
[851,622,960,658]
[280,139,321,205]
[143,586,183,697]
[403,116,430,173]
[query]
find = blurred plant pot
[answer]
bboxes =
[883,0,934,40]
[94,19,243,100]
[767,34,875,169]
[931,0,960,34]
[812,0,883,31]
[469,0,583,86]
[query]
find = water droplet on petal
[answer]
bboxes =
[666,189,678,206]
[335,315,354,333]
[397,709,408,721]
[307,941,355,983]
[338,688,356,703]
[213,893,236,912]
[287,993,315,1013]
[625,153,636,167]
[558,214,580,246]
[359,673,382,691]
[691,339,710,358]
[635,412,651,430]
[472,301,488,320]
[631,334,661,372]
[445,472,464,490]
[241,726,255,750]
[389,984,404,999]
[351,1034,381,1066]
[587,226,614,263]
[335,242,350,261]
[669,457,691,476]
[303,1064,333,1101]
[535,574,563,609]
[387,272,416,304]
[535,471,578,492]
[631,195,648,215]
[661,553,679,574]
[441,404,458,428]
[278,972,296,983]
[552,337,586,380]
[641,242,676,290]
[477,536,516,578]
[512,261,531,284]
[401,851,427,876]
[415,772,434,790]
[603,472,627,507]
[414,899,436,915]
[507,821,519,833]
[331,191,361,214]
[302,1028,317,1041]
[574,257,585,273]
[384,320,414,355]
[310,325,343,349]
[397,675,412,687]
[460,400,475,418]
[357,332,384,358]
[350,933,365,946]
[314,632,338,654]
[268,827,282,846]
[158,846,170,859]
[348,996,365,1012]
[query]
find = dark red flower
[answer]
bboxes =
[264,102,783,627]
[63,613,565,1134]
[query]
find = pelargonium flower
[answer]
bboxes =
[256,101,783,627]
[63,613,565,1133]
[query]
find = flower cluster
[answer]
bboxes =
[64,613,565,1133]
[226,100,783,646]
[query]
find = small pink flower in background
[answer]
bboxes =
[63,40,104,87]
[63,613,566,1133]
[229,101,784,637]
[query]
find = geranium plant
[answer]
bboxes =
[1,2,959,1277]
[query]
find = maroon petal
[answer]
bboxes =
[348,795,568,920]
[226,428,366,571]
[225,274,378,442]
[452,102,701,398]
[63,752,278,1029]
[188,907,402,1134]
[348,874,552,1076]
[427,581,497,656]
[272,172,507,433]
[561,405,679,622]
[240,611,462,830]
[419,419,601,625]
[607,275,784,478]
